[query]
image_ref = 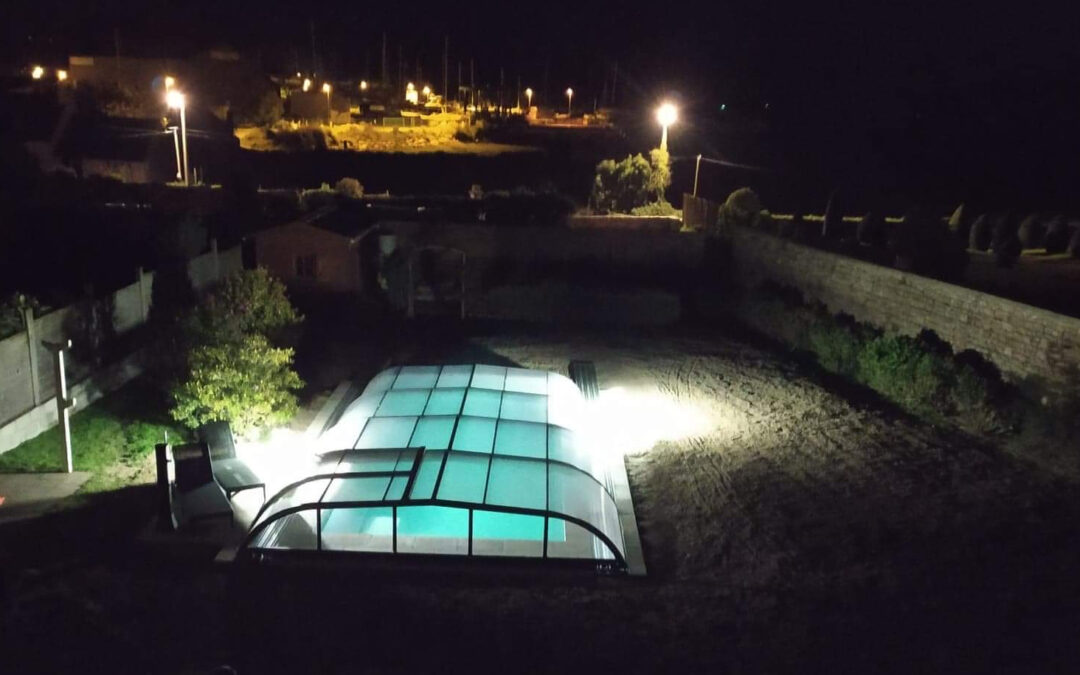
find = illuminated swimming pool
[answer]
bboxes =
[243,364,627,569]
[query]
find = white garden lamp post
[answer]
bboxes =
[166,90,190,186]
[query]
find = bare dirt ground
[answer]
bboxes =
[3,325,1080,674]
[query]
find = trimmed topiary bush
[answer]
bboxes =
[991,213,1021,268]
[821,190,841,239]
[1017,213,1044,249]
[334,177,364,199]
[720,187,763,228]
[752,209,777,233]
[1043,215,1070,254]
[890,206,968,280]
[968,214,991,251]
[856,212,885,248]
[948,203,970,240]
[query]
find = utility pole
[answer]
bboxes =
[499,67,505,114]
[470,58,475,108]
[309,19,318,76]
[516,74,521,110]
[443,36,449,109]
[457,61,462,102]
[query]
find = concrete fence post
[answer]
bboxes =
[22,306,41,406]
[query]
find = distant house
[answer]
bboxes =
[251,208,374,294]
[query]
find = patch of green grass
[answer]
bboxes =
[0,379,189,493]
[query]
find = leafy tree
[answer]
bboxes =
[719,187,762,228]
[589,150,672,214]
[335,178,364,199]
[170,268,304,435]
[170,333,302,435]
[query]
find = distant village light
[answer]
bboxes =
[360,80,368,91]
[164,75,175,90]
[302,78,312,92]
[31,65,44,80]
[56,69,68,82]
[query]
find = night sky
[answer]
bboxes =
[4,0,1079,208]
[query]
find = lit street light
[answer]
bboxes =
[525,87,533,110]
[31,65,44,80]
[566,87,573,117]
[165,90,190,187]
[656,102,678,151]
[322,83,332,126]
[164,75,175,91]
[360,80,368,92]
[302,78,312,92]
[56,70,68,82]
[422,85,431,99]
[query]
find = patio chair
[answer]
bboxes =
[197,421,267,504]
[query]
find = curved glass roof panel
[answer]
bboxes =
[246,365,628,570]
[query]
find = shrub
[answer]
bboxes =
[234,85,284,127]
[856,212,885,247]
[809,313,876,378]
[968,214,991,251]
[990,213,1021,268]
[335,177,364,199]
[1043,215,1070,254]
[589,151,670,214]
[169,333,302,436]
[856,334,953,414]
[1017,213,1044,249]
[191,268,302,342]
[630,199,680,217]
[720,188,762,229]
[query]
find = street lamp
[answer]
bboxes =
[165,90,190,187]
[360,80,368,92]
[656,101,678,151]
[164,75,175,91]
[525,87,533,111]
[565,88,573,117]
[322,83,332,126]
[31,65,44,80]
[56,70,68,83]
[302,78,312,92]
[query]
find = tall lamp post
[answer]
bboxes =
[322,83,332,126]
[565,88,573,117]
[656,101,678,152]
[525,87,533,111]
[166,90,189,186]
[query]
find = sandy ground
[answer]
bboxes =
[235,122,535,155]
[4,326,1080,673]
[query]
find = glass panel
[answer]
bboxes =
[320,392,384,449]
[320,507,394,552]
[409,416,455,450]
[462,388,502,417]
[450,417,496,453]
[424,388,466,415]
[376,389,430,416]
[493,420,547,459]
[472,511,544,557]
[545,517,616,560]
[547,374,585,430]
[408,450,445,499]
[385,476,409,500]
[547,464,623,556]
[499,392,546,423]
[484,457,546,510]
[324,476,392,502]
[336,449,402,473]
[250,512,317,550]
[396,506,469,555]
[394,448,418,472]
[254,478,331,531]
[548,426,603,482]
[504,368,548,394]
[436,453,490,502]
[356,417,417,449]
[362,368,400,395]
[393,365,440,390]
[436,365,473,389]
[471,364,507,390]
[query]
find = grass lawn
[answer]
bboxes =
[0,379,189,494]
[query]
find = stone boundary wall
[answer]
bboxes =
[0,243,241,452]
[729,227,1080,402]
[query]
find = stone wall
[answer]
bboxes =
[729,227,1080,402]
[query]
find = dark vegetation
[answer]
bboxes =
[747,281,1034,435]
